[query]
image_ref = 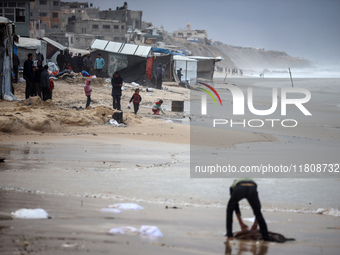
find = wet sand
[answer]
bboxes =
[1,190,339,255]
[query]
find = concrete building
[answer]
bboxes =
[99,9,142,31]
[0,1,32,37]
[173,23,207,43]
[66,19,126,42]
[30,0,61,33]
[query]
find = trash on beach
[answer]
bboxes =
[109,119,126,127]
[164,120,173,123]
[100,208,122,214]
[131,82,140,87]
[108,226,139,235]
[108,203,144,210]
[139,225,163,238]
[108,225,163,238]
[11,208,50,219]
[146,88,154,92]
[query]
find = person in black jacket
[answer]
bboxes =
[40,65,50,101]
[23,53,34,99]
[111,71,123,110]
[34,60,44,99]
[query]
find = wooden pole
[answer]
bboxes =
[288,68,294,87]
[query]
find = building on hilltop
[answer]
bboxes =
[173,23,208,45]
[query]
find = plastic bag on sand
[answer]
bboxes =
[108,226,139,235]
[100,208,122,213]
[108,226,163,238]
[109,119,119,126]
[11,208,49,219]
[108,203,144,210]
[139,225,163,237]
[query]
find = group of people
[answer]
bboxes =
[57,51,105,78]
[84,71,165,115]
[23,53,53,101]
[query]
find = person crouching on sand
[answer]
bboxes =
[152,100,165,115]
[129,88,142,114]
[84,79,92,108]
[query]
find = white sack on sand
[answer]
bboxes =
[108,225,163,238]
[139,225,163,237]
[100,208,122,213]
[108,203,144,210]
[108,226,139,235]
[11,208,49,219]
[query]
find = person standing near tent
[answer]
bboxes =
[40,65,50,101]
[23,53,34,99]
[34,60,44,99]
[111,71,123,110]
[57,51,66,72]
[83,54,93,74]
[94,53,105,78]
[177,68,183,81]
[156,63,162,89]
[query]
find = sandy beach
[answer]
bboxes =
[1,75,339,254]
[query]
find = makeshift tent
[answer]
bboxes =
[90,39,154,86]
[188,56,223,80]
[152,54,173,82]
[0,17,15,99]
[41,37,67,64]
[15,37,47,66]
[173,55,198,84]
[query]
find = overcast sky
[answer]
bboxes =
[74,0,340,65]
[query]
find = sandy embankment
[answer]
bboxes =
[0,76,272,146]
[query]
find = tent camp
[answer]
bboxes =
[90,39,154,86]
[188,56,223,80]
[0,17,15,100]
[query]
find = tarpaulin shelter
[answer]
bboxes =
[173,55,198,84]
[90,39,154,86]
[188,56,223,80]
[15,37,47,66]
[0,17,15,99]
[41,37,67,64]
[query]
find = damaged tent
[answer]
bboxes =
[188,56,223,80]
[173,55,198,85]
[0,17,15,100]
[90,39,154,86]
[41,37,67,64]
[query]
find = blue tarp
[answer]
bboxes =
[152,47,172,55]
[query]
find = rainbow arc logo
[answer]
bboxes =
[197,82,222,106]
[198,82,222,115]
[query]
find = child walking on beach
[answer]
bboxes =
[129,88,142,114]
[84,79,92,108]
[152,100,165,115]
